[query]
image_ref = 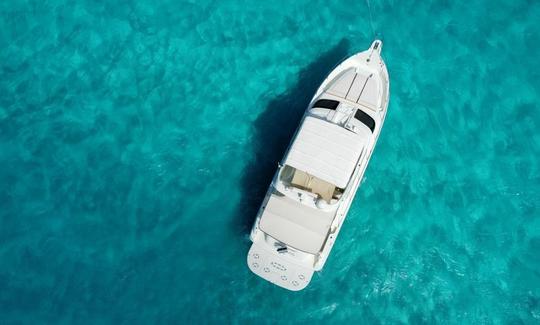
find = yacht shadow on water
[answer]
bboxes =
[236,39,350,235]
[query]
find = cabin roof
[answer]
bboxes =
[284,116,369,188]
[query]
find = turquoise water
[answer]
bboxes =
[1,0,539,323]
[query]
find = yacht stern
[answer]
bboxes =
[247,242,314,291]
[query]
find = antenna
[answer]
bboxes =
[366,0,376,39]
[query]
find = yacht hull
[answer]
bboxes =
[247,40,389,291]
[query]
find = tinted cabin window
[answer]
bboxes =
[354,109,375,132]
[313,99,339,110]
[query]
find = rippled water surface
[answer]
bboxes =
[1,0,539,323]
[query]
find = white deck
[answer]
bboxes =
[259,193,335,254]
[284,116,368,188]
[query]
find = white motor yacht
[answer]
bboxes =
[247,40,390,291]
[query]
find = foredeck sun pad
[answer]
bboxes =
[327,67,380,108]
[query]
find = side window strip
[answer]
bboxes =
[313,99,339,110]
[354,109,375,132]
